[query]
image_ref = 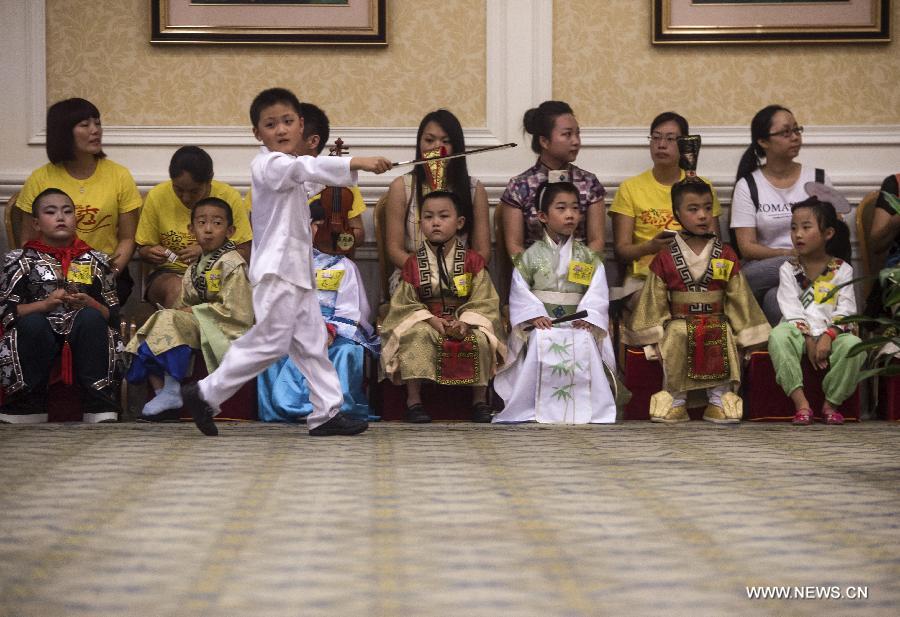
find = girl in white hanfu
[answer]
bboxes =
[493,182,619,424]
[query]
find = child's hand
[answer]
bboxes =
[427,315,447,335]
[572,319,592,330]
[814,335,832,370]
[176,244,202,264]
[350,156,393,174]
[528,316,553,330]
[64,292,95,311]
[447,320,471,340]
[43,289,67,312]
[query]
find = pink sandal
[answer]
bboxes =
[792,408,813,425]
[823,408,845,425]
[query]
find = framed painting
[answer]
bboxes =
[652,0,891,44]
[151,0,387,45]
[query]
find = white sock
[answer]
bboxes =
[142,374,183,416]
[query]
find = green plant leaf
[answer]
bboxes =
[847,336,900,357]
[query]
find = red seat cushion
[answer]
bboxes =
[745,351,860,421]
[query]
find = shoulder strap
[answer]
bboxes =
[815,168,825,184]
[745,173,760,212]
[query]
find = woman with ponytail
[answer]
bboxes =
[730,105,831,325]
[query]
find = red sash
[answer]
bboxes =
[686,315,729,380]
[435,334,478,385]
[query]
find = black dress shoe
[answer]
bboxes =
[405,403,431,424]
[181,383,218,436]
[472,402,494,423]
[309,412,368,436]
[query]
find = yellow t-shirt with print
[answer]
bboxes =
[135,179,252,273]
[609,168,721,277]
[244,185,366,219]
[17,158,142,256]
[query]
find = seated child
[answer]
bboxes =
[380,190,507,423]
[627,179,770,423]
[257,201,379,422]
[493,181,619,424]
[125,197,254,418]
[0,188,124,423]
[768,197,863,425]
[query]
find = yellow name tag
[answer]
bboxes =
[316,269,345,291]
[205,268,222,293]
[568,261,594,286]
[711,258,734,281]
[66,263,92,285]
[813,281,836,304]
[453,273,472,297]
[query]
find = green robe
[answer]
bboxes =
[126,245,254,372]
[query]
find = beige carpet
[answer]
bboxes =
[1,421,898,617]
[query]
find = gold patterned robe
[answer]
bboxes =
[626,235,770,393]
[126,244,254,372]
[380,239,506,385]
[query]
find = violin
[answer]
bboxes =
[314,138,357,255]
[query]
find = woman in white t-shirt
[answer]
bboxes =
[730,105,830,325]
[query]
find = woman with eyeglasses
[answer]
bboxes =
[610,112,721,311]
[730,104,830,325]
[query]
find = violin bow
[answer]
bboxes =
[392,142,517,168]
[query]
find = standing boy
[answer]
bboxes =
[182,87,391,436]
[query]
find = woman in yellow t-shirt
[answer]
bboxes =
[136,146,252,307]
[17,98,142,303]
[610,112,721,309]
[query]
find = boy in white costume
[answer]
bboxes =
[493,182,619,424]
[181,87,391,436]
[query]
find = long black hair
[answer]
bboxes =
[413,109,474,236]
[791,197,852,263]
[735,105,793,182]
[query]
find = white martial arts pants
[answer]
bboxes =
[199,274,342,430]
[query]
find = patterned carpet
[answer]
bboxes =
[1,421,898,617]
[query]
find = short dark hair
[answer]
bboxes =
[192,196,233,227]
[169,146,214,183]
[536,181,579,214]
[671,178,713,212]
[45,98,106,164]
[31,187,73,217]
[650,112,689,137]
[250,87,302,128]
[309,200,326,224]
[421,189,463,217]
[299,103,330,155]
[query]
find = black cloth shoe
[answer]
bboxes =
[405,403,431,424]
[309,412,368,436]
[472,402,493,423]
[181,383,218,436]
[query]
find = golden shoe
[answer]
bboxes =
[649,391,689,424]
[703,392,742,424]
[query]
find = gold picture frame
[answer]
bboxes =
[653,0,891,44]
[151,0,387,46]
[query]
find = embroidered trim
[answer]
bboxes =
[190,241,236,302]
[435,333,479,385]
[686,316,729,380]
